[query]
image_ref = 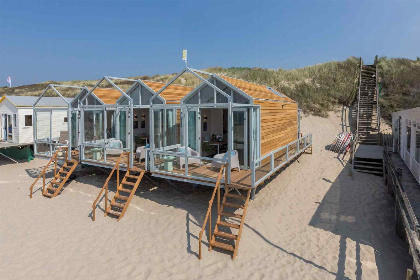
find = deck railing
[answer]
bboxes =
[29,146,68,198]
[251,134,312,188]
[91,151,130,221]
[150,148,227,184]
[198,164,227,259]
[383,148,420,273]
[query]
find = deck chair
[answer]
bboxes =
[177,147,201,169]
[212,150,240,171]
[106,139,123,155]
[136,146,147,162]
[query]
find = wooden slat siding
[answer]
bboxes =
[143,81,193,103]
[256,100,298,160]
[219,75,295,102]
[92,88,122,104]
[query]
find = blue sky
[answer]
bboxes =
[0,0,419,86]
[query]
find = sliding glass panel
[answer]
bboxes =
[416,130,420,163]
[188,110,197,151]
[233,110,248,168]
[84,110,104,142]
[71,112,78,148]
[119,110,127,148]
[52,110,68,143]
[153,109,162,149]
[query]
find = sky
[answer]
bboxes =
[0,0,419,86]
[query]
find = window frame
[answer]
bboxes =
[24,115,33,127]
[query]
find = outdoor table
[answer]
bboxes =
[163,156,176,171]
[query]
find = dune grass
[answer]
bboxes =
[1,56,419,119]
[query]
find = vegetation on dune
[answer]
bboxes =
[377,57,420,120]
[1,56,419,119]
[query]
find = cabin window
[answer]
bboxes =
[407,125,411,151]
[13,114,17,127]
[25,115,32,127]
[64,117,68,123]
[416,130,420,163]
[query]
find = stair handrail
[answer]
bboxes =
[355,57,363,140]
[198,163,226,260]
[29,146,68,199]
[92,151,130,221]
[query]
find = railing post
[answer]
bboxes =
[42,173,46,194]
[54,154,57,177]
[286,145,289,161]
[270,153,274,172]
[208,204,212,251]
[217,178,220,215]
[105,183,108,212]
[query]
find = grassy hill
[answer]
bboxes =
[1,57,419,119]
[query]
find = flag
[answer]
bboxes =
[182,50,187,62]
[6,76,11,87]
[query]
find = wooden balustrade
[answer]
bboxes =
[92,152,130,221]
[198,164,226,260]
[29,146,68,199]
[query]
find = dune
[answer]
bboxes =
[0,111,413,279]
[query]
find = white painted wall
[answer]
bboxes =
[0,99,19,143]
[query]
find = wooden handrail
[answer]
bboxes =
[29,146,68,199]
[92,151,130,221]
[198,164,226,260]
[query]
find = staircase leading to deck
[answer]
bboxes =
[209,185,251,260]
[356,62,380,145]
[43,159,79,198]
[105,168,145,221]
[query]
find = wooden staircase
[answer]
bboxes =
[105,168,144,220]
[199,165,251,260]
[92,152,145,221]
[210,185,251,259]
[355,57,380,145]
[43,159,78,198]
[30,147,78,199]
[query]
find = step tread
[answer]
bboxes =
[115,194,129,201]
[210,240,235,252]
[220,212,243,219]
[111,201,126,209]
[118,187,132,193]
[106,209,121,216]
[217,221,240,229]
[214,231,237,240]
[122,181,136,186]
[225,193,247,200]
[126,175,139,179]
[222,202,244,209]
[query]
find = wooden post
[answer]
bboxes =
[42,173,46,194]
[105,183,108,214]
[208,206,212,251]
[54,153,57,177]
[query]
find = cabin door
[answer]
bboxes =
[187,108,201,153]
[232,108,248,169]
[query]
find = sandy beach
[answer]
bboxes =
[0,112,413,279]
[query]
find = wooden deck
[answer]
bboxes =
[71,150,146,170]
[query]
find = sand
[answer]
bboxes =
[0,112,413,280]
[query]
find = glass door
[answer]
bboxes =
[7,114,13,141]
[233,108,248,169]
[118,110,127,148]
[1,114,6,141]
[187,108,200,153]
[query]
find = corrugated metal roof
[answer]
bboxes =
[1,95,72,107]
[218,75,296,103]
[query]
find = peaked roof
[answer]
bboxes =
[91,88,122,105]
[143,80,194,103]
[0,95,72,107]
[218,75,296,103]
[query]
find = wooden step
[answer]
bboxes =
[43,192,53,198]
[60,170,69,174]
[111,201,126,209]
[223,202,244,209]
[126,175,139,179]
[210,240,235,252]
[115,194,129,201]
[47,185,57,192]
[118,187,132,193]
[228,185,251,191]
[214,231,237,240]
[106,209,121,217]
[225,193,247,200]
[56,175,67,180]
[123,181,136,186]
[220,212,243,219]
[217,221,240,229]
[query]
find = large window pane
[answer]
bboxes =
[84,110,104,142]
[416,130,420,163]
[407,125,411,150]
[36,111,50,140]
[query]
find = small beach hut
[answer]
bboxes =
[391,107,420,183]
[0,94,71,145]
[149,68,312,197]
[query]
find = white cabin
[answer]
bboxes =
[0,95,71,144]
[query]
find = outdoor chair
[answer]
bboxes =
[106,139,123,155]
[212,150,240,172]
[136,146,147,162]
[177,146,200,169]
